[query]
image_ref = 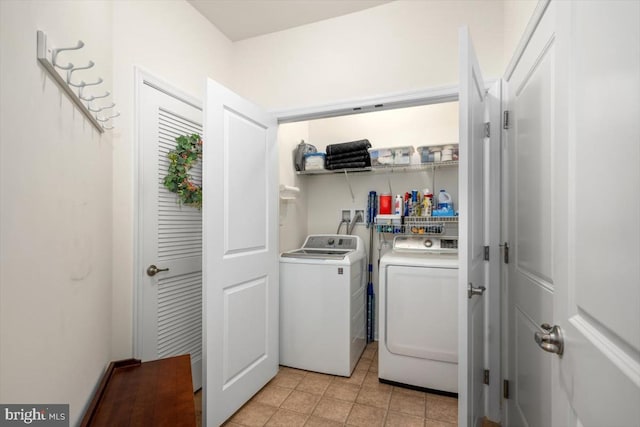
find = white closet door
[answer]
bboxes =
[505,1,640,426]
[458,25,488,427]
[553,1,640,425]
[139,81,203,391]
[203,79,278,426]
[504,3,556,425]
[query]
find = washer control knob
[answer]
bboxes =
[328,238,335,245]
[424,239,433,248]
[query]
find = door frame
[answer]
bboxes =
[273,84,458,124]
[272,82,501,424]
[132,67,202,359]
[485,80,503,423]
[500,0,551,424]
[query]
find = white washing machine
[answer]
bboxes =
[378,235,459,394]
[280,234,366,376]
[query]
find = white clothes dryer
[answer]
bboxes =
[280,235,366,376]
[378,235,459,394]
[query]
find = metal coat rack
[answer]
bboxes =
[36,30,117,133]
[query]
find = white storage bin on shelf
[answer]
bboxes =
[392,146,414,165]
[304,153,326,171]
[368,146,415,167]
[416,144,459,164]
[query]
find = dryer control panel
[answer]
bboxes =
[392,236,458,253]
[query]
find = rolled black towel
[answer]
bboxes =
[325,154,370,166]
[324,148,371,161]
[325,161,369,170]
[325,139,371,156]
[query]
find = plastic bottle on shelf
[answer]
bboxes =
[438,189,453,210]
[379,193,392,214]
[394,194,404,216]
[421,188,433,217]
[404,192,411,216]
[412,190,421,216]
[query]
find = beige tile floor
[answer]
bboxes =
[218,341,459,427]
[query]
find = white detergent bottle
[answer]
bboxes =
[421,188,432,217]
[438,189,452,210]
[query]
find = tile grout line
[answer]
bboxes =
[305,374,331,425]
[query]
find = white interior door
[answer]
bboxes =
[203,79,279,426]
[553,1,640,425]
[503,2,555,425]
[458,26,487,427]
[505,1,640,426]
[138,76,203,391]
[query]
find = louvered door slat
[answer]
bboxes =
[155,106,203,371]
[157,108,202,262]
[157,270,202,360]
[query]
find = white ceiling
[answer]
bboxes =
[187,0,392,42]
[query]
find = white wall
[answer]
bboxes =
[110,0,233,359]
[232,0,505,110]
[278,122,310,252]
[0,1,113,424]
[503,0,539,69]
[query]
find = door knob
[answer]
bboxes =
[147,264,169,277]
[534,323,564,355]
[467,283,486,299]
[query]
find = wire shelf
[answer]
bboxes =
[374,216,458,235]
[296,161,458,175]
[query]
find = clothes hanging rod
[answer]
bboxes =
[36,30,109,133]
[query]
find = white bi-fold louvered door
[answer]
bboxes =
[138,78,203,391]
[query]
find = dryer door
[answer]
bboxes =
[385,265,458,363]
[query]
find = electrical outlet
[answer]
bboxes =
[354,209,365,224]
[341,209,351,222]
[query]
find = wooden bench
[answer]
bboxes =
[81,354,196,426]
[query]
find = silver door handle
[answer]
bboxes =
[147,264,169,277]
[467,283,486,299]
[534,323,564,355]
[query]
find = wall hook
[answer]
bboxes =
[68,77,103,89]
[66,61,95,84]
[36,30,109,132]
[88,102,115,113]
[51,40,84,70]
[80,91,110,102]
[69,78,104,98]
[96,112,120,122]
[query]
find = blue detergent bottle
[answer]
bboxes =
[437,189,452,210]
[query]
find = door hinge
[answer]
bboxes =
[484,122,491,138]
[483,369,490,385]
[503,379,510,399]
[500,242,510,264]
[503,110,510,129]
[483,246,490,261]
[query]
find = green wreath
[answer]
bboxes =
[163,133,203,209]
